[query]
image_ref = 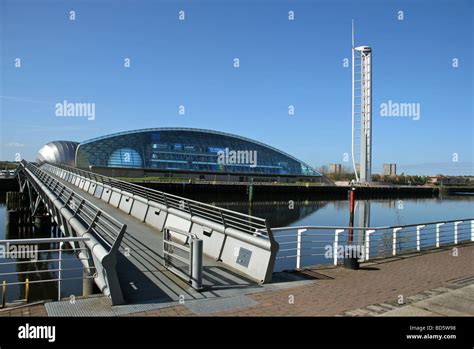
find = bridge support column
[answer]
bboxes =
[82,268,95,297]
[191,239,203,290]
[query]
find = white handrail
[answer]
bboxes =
[273,219,474,270]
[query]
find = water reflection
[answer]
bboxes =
[210,200,329,228]
[207,194,474,272]
[0,192,84,304]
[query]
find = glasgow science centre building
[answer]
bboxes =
[37,128,330,184]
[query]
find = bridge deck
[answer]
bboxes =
[3,243,472,316]
[52,174,261,304]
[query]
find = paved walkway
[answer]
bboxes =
[2,243,473,316]
[378,284,474,316]
[210,243,474,316]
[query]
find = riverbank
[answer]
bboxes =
[5,174,473,201]
[136,182,439,200]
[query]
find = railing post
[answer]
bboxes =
[471,220,474,242]
[190,238,203,290]
[334,229,344,265]
[393,228,402,256]
[454,221,463,245]
[365,230,376,261]
[25,278,29,303]
[436,223,445,248]
[416,225,425,251]
[58,241,64,301]
[74,199,85,216]
[1,280,5,308]
[296,229,307,269]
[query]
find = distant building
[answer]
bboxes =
[427,176,470,186]
[383,163,397,176]
[329,163,342,175]
[36,128,332,184]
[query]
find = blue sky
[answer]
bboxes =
[1,0,472,175]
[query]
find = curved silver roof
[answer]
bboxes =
[37,141,79,167]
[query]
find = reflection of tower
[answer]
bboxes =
[351,20,372,183]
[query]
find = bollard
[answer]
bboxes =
[191,239,203,290]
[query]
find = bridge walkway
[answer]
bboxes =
[50,172,260,304]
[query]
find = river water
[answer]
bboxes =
[1,190,473,302]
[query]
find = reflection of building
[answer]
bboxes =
[37,128,331,184]
[329,163,342,175]
[219,201,330,228]
[381,199,396,209]
[383,163,397,176]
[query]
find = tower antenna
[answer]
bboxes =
[351,19,373,184]
[351,19,359,182]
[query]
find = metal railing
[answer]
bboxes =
[270,219,474,270]
[18,161,128,304]
[0,237,92,307]
[23,162,126,251]
[40,161,278,284]
[163,227,203,290]
[0,167,19,178]
[41,162,270,239]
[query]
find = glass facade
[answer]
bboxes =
[75,128,322,177]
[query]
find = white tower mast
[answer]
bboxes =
[351,20,373,183]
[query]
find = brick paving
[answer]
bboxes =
[1,244,473,317]
[214,244,474,316]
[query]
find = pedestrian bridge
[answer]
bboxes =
[17,161,278,305]
[13,161,474,310]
